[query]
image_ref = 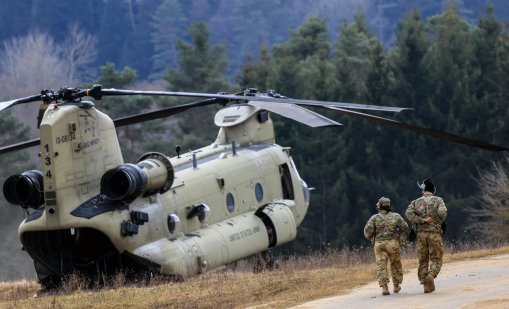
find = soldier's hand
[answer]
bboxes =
[424,216,433,224]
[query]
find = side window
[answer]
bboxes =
[226,193,235,213]
[255,183,263,202]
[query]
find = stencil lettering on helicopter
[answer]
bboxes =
[81,138,100,150]
[229,225,261,242]
[55,133,76,144]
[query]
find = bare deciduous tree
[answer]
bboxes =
[0,26,97,99]
[62,24,98,84]
[470,158,509,243]
[0,31,66,98]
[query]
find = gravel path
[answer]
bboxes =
[292,254,509,309]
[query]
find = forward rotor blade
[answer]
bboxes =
[327,106,509,151]
[0,98,220,154]
[0,95,42,112]
[249,100,341,127]
[0,138,40,155]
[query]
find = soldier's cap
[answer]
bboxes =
[417,178,436,193]
[376,197,391,208]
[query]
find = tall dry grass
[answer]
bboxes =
[1,243,508,309]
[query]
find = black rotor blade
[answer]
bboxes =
[327,106,509,151]
[0,138,40,155]
[0,98,221,154]
[113,98,220,127]
[0,94,42,112]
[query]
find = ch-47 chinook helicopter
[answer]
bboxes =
[0,84,507,289]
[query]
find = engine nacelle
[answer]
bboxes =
[259,201,297,247]
[100,152,174,202]
[3,170,44,209]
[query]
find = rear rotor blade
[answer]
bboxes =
[249,100,341,127]
[327,106,509,151]
[99,88,409,113]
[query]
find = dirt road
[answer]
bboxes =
[293,254,509,309]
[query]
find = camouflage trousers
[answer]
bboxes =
[374,239,403,286]
[416,231,444,283]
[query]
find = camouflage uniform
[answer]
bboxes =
[364,209,408,287]
[405,193,447,284]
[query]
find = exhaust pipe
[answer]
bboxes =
[3,170,44,209]
[101,152,174,202]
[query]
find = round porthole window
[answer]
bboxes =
[255,183,263,202]
[226,193,235,213]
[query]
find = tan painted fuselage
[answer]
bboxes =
[16,102,309,285]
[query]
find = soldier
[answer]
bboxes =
[364,197,408,295]
[405,179,447,293]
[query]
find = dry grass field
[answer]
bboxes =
[1,243,508,309]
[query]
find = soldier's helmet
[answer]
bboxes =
[376,197,391,211]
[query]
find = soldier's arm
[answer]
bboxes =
[397,215,409,245]
[399,215,409,235]
[364,217,375,242]
[405,202,425,225]
[437,198,447,222]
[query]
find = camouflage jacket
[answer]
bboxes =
[405,194,447,234]
[364,210,409,244]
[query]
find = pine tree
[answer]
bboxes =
[164,22,232,149]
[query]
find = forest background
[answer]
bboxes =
[1,0,509,280]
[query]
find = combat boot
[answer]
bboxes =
[423,280,430,293]
[382,283,390,295]
[425,274,435,293]
[393,283,401,293]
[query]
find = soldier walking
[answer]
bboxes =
[364,197,408,295]
[405,179,447,293]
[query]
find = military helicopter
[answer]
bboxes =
[0,85,507,289]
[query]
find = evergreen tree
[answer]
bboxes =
[269,17,348,250]
[0,110,33,280]
[164,22,232,149]
[329,15,396,247]
[380,10,433,204]
[235,46,276,91]
[151,0,188,78]
[95,63,174,162]
[470,5,509,145]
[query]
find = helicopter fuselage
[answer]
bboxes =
[11,102,309,286]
